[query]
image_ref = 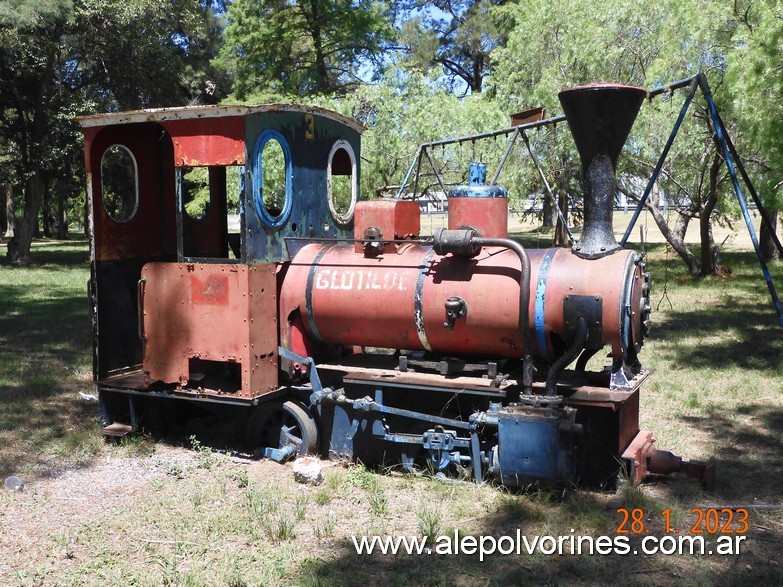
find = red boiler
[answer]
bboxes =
[280,240,648,367]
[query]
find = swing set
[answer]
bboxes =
[396,73,783,327]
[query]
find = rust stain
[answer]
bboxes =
[191,274,230,305]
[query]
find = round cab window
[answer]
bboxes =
[327,140,357,224]
[254,131,292,227]
[101,145,138,222]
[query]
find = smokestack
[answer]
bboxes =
[558,84,646,259]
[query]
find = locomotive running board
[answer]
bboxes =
[317,359,514,398]
[317,354,652,401]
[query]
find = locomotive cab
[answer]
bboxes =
[79,106,363,432]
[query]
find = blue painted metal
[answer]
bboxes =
[620,252,641,354]
[469,161,487,185]
[470,432,482,482]
[349,396,475,431]
[396,146,421,199]
[496,407,576,484]
[620,78,698,246]
[700,75,783,326]
[422,430,472,473]
[448,185,508,199]
[713,111,783,259]
[264,444,297,462]
[243,110,361,262]
[534,248,556,359]
[278,346,323,392]
[310,384,482,480]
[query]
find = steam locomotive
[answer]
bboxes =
[79,85,713,488]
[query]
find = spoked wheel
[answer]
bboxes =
[246,400,318,457]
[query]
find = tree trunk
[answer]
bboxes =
[470,53,483,93]
[56,178,69,239]
[760,208,779,262]
[5,183,15,238]
[698,154,722,276]
[651,202,701,275]
[308,2,330,93]
[6,174,44,264]
[0,183,7,235]
[698,192,718,276]
[42,180,53,238]
[620,183,701,275]
[542,191,555,227]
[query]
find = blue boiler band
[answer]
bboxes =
[534,249,555,359]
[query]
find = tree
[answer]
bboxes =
[489,0,747,274]
[618,102,735,276]
[343,70,510,199]
[216,0,394,98]
[0,0,72,262]
[727,1,783,261]
[0,0,224,263]
[397,0,509,94]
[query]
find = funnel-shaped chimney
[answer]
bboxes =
[559,84,646,259]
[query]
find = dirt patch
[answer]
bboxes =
[0,446,196,573]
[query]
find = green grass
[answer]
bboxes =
[0,236,93,476]
[1,235,782,585]
[636,246,783,500]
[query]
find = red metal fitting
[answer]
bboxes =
[622,430,716,490]
[648,450,716,491]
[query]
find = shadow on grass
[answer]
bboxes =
[680,403,783,501]
[646,249,783,373]
[0,284,89,366]
[0,236,89,267]
[0,238,95,476]
[654,304,783,372]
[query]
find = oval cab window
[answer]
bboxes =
[327,140,357,224]
[101,145,138,222]
[254,131,292,227]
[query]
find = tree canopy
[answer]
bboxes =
[0,0,780,274]
[397,0,510,93]
[0,0,224,262]
[217,0,395,97]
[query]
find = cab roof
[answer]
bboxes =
[76,103,365,134]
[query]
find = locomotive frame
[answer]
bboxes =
[79,88,717,489]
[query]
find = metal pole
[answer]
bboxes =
[421,115,567,150]
[396,145,422,199]
[399,115,567,200]
[489,127,520,186]
[620,77,698,246]
[423,147,449,199]
[699,74,783,326]
[646,75,699,98]
[522,132,574,244]
[411,147,424,199]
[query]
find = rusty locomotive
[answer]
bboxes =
[79,84,713,488]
